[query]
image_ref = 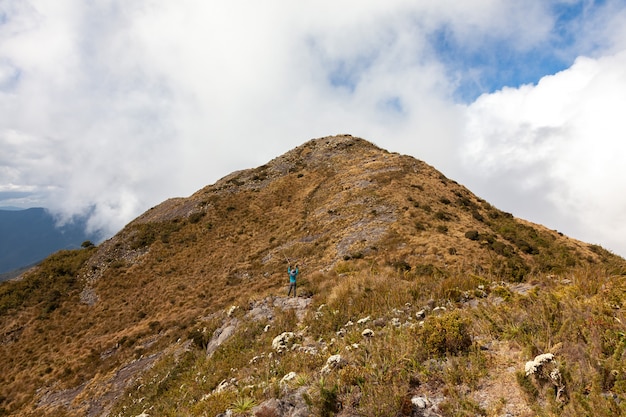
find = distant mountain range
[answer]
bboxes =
[0,208,97,279]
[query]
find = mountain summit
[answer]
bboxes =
[1,135,625,417]
[101,134,609,280]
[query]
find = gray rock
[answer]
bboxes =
[373,317,387,327]
[252,387,310,417]
[206,318,239,357]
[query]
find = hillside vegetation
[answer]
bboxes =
[1,135,625,417]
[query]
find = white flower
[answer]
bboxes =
[361,328,374,337]
[525,353,554,376]
[280,372,297,385]
[272,332,295,353]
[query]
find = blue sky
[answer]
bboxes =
[1,0,626,257]
[432,1,609,101]
[432,26,571,101]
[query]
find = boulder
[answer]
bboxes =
[252,386,309,417]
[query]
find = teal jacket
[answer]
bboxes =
[288,266,298,283]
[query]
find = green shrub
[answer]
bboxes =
[188,328,210,350]
[491,241,513,257]
[344,252,364,260]
[128,221,183,249]
[413,264,436,277]
[491,256,529,282]
[389,260,411,272]
[307,378,340,417]
[419,312,472,357]
[435,210,452,221]
[516,370,539,400]
[515,239,538,255]
[231,396,257,414]
[188,211,205,224]
[472,210,484,222]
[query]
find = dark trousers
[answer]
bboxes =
[287,282,296,297]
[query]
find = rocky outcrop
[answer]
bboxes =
[251,387,310,417]
[206,318,239,357]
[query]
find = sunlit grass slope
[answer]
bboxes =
[0,135,624,416]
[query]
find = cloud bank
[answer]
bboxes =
[0,1,625,256]
[464,50,626,254]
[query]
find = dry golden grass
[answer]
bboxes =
[1,135,625,416]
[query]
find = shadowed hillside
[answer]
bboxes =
[1,135,625,417]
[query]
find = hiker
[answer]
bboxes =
[287,264,299,297]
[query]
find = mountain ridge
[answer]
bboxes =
[117,134,609,275]
[1,134,625,417]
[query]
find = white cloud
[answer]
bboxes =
[0,0,625,257]
[463,50,626,255]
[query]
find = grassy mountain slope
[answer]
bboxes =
[1,135,625,417]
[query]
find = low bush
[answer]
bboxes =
[188,211,205,224]
[418,311,473,357]
[435,210,453,221]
